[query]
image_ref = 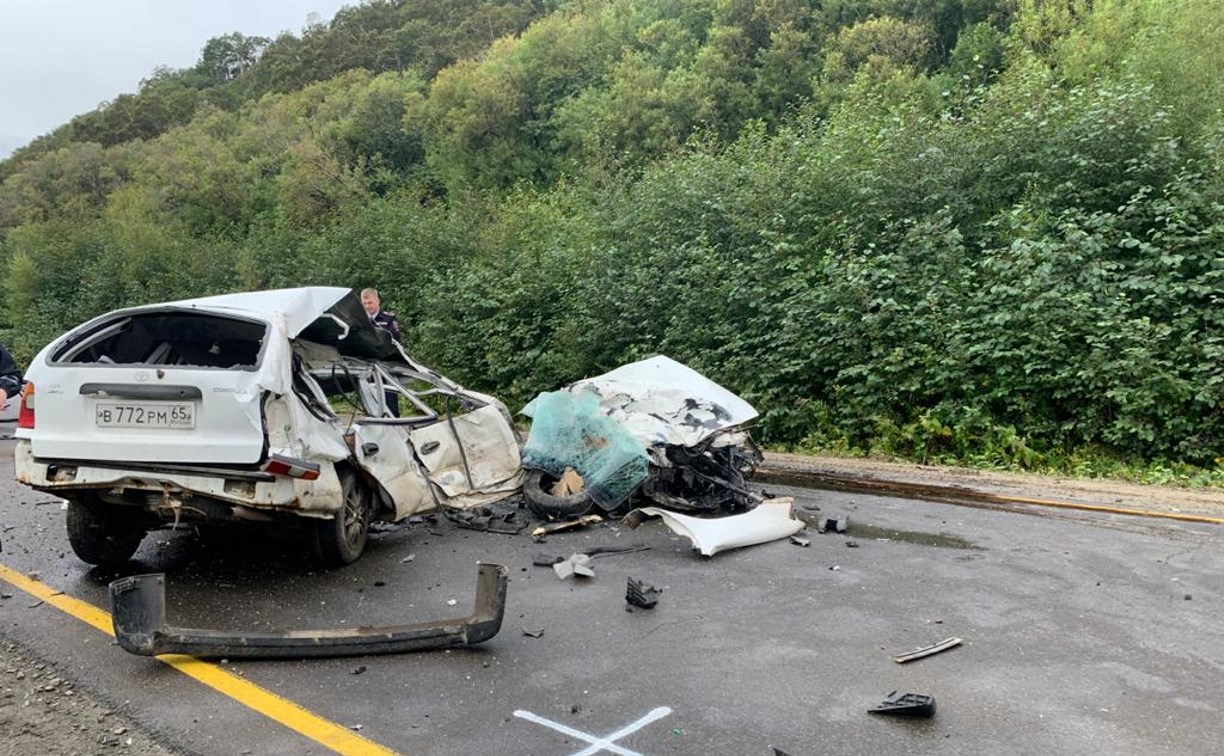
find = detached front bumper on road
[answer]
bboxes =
[109,563,508,659]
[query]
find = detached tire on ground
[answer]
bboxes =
[65,496,146,566]
[522,469,595,520]
[311,468,372,567]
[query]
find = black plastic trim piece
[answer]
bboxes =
[109,563,508,658]
[80,383,203,399]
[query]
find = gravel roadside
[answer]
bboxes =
[0,639,179,756]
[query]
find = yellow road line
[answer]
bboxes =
[0,562,400,756]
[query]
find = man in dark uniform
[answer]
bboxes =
[360,288,402,342]
[360,288,403,417]
[0,344,22,411]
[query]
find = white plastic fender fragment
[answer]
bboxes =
[627,498,804,556]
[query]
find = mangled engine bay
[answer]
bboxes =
[520,356,765,518]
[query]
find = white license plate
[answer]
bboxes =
[95,401,196,429]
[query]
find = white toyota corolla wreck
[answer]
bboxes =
[14,287,522,567]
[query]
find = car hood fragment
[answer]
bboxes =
[623,499,805,556]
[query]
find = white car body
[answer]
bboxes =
[14,286,521,565]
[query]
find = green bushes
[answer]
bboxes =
[0,0,1218,476]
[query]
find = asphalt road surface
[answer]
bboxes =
[0,436,1220,756]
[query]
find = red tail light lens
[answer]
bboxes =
[16,382,34,429]
[260,453,321,480]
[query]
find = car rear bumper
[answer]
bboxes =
[14,440,342,516]
[109,563,509,658]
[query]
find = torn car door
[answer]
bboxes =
[408,404,523,509]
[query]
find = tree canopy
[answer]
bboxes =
[1,0,1220,477]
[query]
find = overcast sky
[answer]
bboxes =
[0,0,356,158]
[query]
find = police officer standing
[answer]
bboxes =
[360,288,402,342]
[360,288,403,417]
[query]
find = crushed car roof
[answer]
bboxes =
[163,286,352,338]
[104,286,404,363]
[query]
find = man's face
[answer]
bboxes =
[361,293,380,316]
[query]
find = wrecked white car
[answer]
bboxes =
[519,356,763,519]
[14,287,521,567]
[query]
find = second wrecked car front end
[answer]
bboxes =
[519,356,764,518]
[15,286,522,567]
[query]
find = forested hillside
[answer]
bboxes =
[1,0,1220,477]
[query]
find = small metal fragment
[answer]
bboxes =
[553,554,594,580]
[789,535,811,548]
[892,636,962,663]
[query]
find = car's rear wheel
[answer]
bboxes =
[65,495,146,566]
[310,469,371,567]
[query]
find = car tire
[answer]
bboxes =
[311,469,371,567]
[65,496,145,566]
[522,469,595,521]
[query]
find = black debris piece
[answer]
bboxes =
[368,520,409,534]
[626,577,662,609]
[584,544,650,558]
[817,516,848,534]
[868,691,936,718]
[846,540,860,548]
[351,665,367,676]
[532,553,564,567]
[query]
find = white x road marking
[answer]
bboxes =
[513,706,673,756]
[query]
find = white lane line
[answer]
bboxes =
[513,706,673,756]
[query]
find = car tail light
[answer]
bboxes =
[16,382,34,429]
[260,453,321,480]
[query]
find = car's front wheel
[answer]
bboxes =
[310,469,371,567]
[65,496,146,566]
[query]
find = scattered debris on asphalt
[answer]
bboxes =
[626,578,662,609]
[553,554,595,580]
[521,627,545,639]
[584,544,650,558]
[531,514,603,538]
[533,553,564,567]
[868,691,937,717]
[846,540,860,548]
[892,636,963,664]
[790,535,811,548]
[443,502,530,534]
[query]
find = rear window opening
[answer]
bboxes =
[52,312,268,369]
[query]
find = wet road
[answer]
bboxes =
[1,436,1221,755]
